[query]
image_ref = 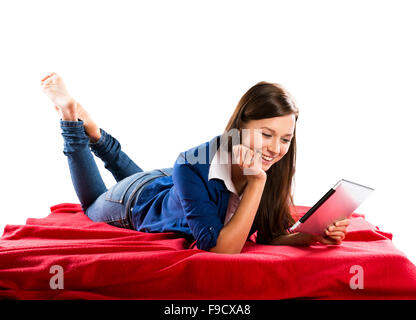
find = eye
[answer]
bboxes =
[282,139,291,144]
[262,133,272,138]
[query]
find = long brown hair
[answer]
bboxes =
[221,81,300,244]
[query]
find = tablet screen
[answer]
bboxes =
[289,179,374,235]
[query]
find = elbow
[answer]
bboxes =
[207,238,242,254]
[206,229,243,254]
[208,245,241,254]
[196,225,242,254]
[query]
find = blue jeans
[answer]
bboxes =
[60,119,172,229]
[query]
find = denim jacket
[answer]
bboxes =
[131,134,257,251]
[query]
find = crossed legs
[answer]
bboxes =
[41,73,143,212]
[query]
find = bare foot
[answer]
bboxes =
[41,72,101,142]
[41,72,77,121]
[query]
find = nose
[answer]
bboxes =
[268,138,281,156]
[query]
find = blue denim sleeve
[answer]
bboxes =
[172,155,224,252]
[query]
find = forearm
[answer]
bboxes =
[269,232,312,246]
[210,179,266,254]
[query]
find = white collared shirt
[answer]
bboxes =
[208,148,243,225]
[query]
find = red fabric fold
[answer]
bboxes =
[0,203,415,300]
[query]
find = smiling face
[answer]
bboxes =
[240,114,296,171]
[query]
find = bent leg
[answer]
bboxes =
[61,120,107,212]
[89,128,143,182]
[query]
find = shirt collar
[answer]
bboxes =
[208,148,239,196]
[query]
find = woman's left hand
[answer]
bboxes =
[323,218,350,243]
[298,218,350,246]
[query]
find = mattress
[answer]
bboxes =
[0,203,415,300]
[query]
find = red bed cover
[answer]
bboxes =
[0,203,415,300]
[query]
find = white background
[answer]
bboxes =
[0,0,415,265]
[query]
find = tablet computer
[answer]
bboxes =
[288,179,374,235]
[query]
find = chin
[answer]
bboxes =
[263,160,279,171]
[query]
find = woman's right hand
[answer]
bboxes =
[232,144,267,183]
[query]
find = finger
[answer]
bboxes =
[327,220,349,231]
[325,228,345,235]
[232,145,238,162]
[318,236,339,245]
[246,151,259,170]
[249,150,262,168]
[232,145,241,165]
[334,219,350,227]
[326,235,343,244]
[243,148,254,167]
[253,150,262,166]
[327,232,345,240]
[236,145,251,168]
[327,224,348,232]
[237,145,243,165]
[325,230,345,238]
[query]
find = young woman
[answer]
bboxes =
[41,73,349,254]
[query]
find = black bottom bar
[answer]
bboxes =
[1,300,414,318]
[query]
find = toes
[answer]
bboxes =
[41,73,53,81]
[41,74,51,82]
[41,72,57,83]
[43,77,56,86]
